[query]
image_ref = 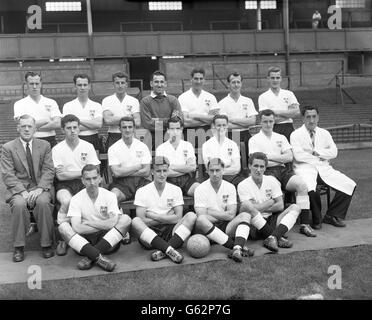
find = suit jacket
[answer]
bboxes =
[1,137,55,201]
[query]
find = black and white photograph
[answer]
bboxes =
[0,0,371,307]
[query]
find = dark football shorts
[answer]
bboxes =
[138,223,176,249]
[248,212,280,240]
[167,174,198,195]
[55,178,84,196]
[82,230,121,254]
[109,176,150,200]
[265,165,294,189]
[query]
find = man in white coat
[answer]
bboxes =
[290,105,356,228]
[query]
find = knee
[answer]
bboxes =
[238,212,251,223]
[184,211,197,224]
[11,196,27,210]
[35,192,51,207]
[117,214,131,230]
[195,215,210,231]
[288,204,301,214]
[296,181,308,194]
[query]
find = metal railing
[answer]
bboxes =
[120,21,183,32]
[326,123,372,143]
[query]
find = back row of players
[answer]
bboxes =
[5,67,356,270]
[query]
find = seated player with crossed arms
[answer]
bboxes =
[194,158,254,262]
[58,164,131,271]
[237,152,300,253]
[202,114,245,187]
[156,116,200,196]
[108,116,152,243]
[52,114,101,255]
[131,156,196,264]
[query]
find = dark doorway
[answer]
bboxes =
[128,57,159,90]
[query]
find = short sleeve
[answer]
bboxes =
[134,187,147,208]
[50,100,62,118]
[87,144,101,165]
[108,145,120,166]
[67,195,82,218]
[194,185,208,208]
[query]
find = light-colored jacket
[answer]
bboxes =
[290,125,356,195]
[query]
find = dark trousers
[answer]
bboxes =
[9,192,55,248]
[106,133,122,150]
[273,123,295,142]
[309,175,355,225]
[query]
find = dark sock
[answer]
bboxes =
[271,224,289,240]
[259,223,274,239]
[168,234,183,249]
[234,237,246,248]
[80,244,100,261]
[94,238,112,254]
[223,237,234,249]
[151,235,170,252]
[300,209,311,225]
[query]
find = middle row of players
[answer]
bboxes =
[53,111,315,269]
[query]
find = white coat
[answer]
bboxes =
[290,125,356,195]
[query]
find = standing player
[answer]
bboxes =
[194,158,253,262]
[108,116,152,243]
[238,152,301,253]
[14,71,62,148]
[178,67,219,146]
[219,72,257,154]
[290,105,357,229]
[156,117,200,196]
[52,114,101,255]
[102,71,140,149]
[202,115,245,187]
[249,109,316,237]
[140,71,183,150]
[131,156,196,263]
[258,66,301,141]
[58,164,131,271]
[62,74,103,151]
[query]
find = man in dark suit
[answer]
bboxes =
[1,114,55,262]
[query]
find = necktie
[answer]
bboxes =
[310,130,315,148]
[26,142,37,184]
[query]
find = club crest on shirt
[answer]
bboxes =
[81,152,88,162]
[242,104,248,110]
[89,110,95,118]
[265,189,273,199]
[283,97,289,104]
[136,150,143,158]
[45,105,52,112]
[167,198,174,208]
[227,148,233,156]
[126,105,132,113]
[205,99,211,107]
[100,206,109,219]
[249,198,257,204]
[276,140,283,148]
[183,149,188,159]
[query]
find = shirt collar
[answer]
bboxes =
[150,91,167,98]
[20,138,33,151]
